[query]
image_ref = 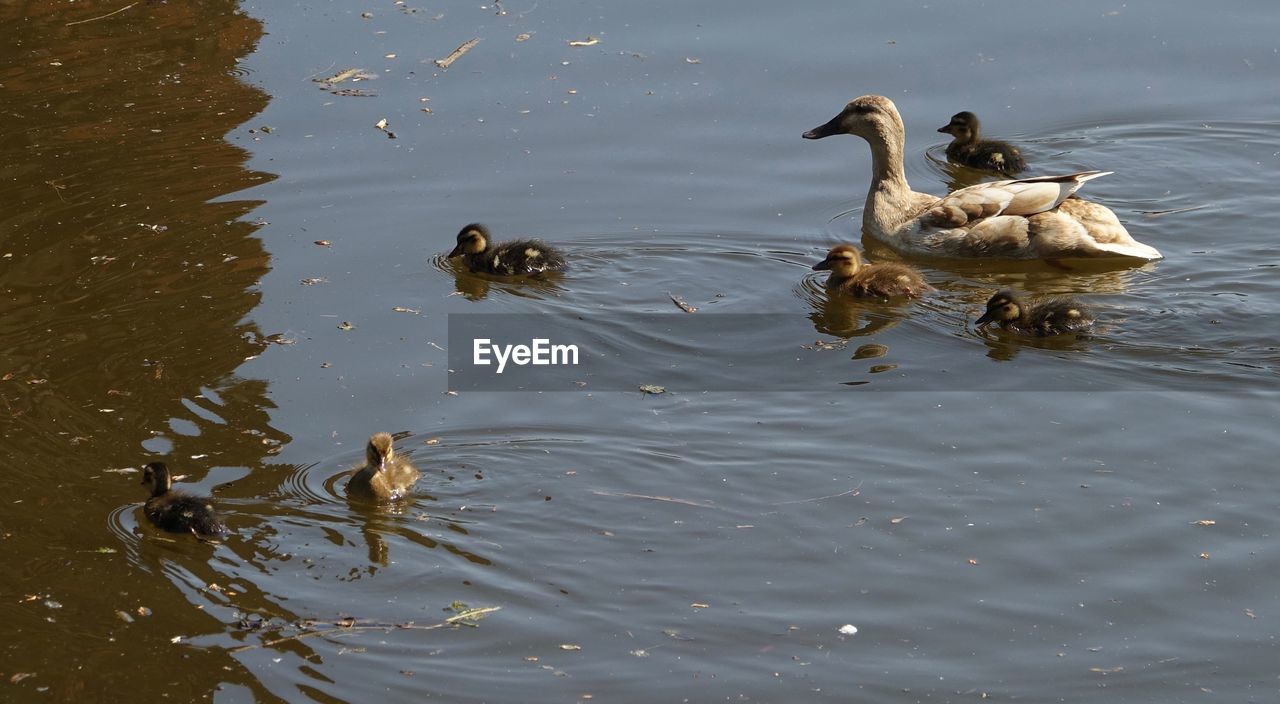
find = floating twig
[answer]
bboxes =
[1137,205,1208,217]
[592,490,717,509]
[667,292,697,313]
[226,607,501,654]
[65,2,137,26]
[774,482,862,505]
[435,38,480,69]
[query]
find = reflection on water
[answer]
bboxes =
[0,2,285,700]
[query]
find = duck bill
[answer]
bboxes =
[447,243,465,258]
[802,115,842,140]
[936,125,953,134]
[975,311,996,326]
[811,258,833,271]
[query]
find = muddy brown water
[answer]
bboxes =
[2,1,1278,701]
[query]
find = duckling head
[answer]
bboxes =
[976,290,1022,326]
[448,224,491,258]
[937,111,979,141]
[141,462,172,497]
[365,432,396,472]
[812,244,864,278]
[803,95,903,142]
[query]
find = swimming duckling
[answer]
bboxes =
[346,432,420,502]
[812,244,932,299]
[140,462,227,540]
[975,289,1094,336]
[937,111,1026,174]
[447,223,567,276]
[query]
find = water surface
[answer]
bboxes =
[2,0,1278,701]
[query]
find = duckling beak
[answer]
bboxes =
[936,125,952,134]
[447,243,465,258]
[802,116,842,140]
[975,311,996,326]
[812,258,833,271]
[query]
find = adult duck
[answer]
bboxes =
[803,95,1162,262]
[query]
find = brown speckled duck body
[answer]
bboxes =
[813,244,932,299]
[937,111,1026,174]
[141,462,227,540]
[346,432,420,502]
[448,223,567,276]
[802,95,1162,261]
[976,290,1094,336]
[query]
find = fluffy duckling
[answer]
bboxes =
[937,111,1026,174]
[447,223,567,276]
[140,462,227,540]
[346,432,420,502]
[975,290,1094,336]
[813,244,932,299]
[803,95,1162,261]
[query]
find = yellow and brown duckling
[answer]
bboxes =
[812,244,933,299]
[346,432,420,502]
[447,223,567,276]
[140,462,227,540]
[975,290,1094,336]
[937,111,1026,175]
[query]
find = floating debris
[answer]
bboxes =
[314,68,375,86]
[338,322,355,331]
[639,384,665,395]
[392,306,421,314]
[838,624,858,635]
[559,644,582,651]
[435,38,480,69]
[300,277,328,286]
[568,36,600,47]
[667,293,697,313]
[373,118,397,139]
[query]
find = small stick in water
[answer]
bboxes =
[435,38,480,69]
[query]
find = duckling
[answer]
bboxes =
[346,432,420,502]
[447,223,567,276]
[812,244,932,299]
[937,111,1026,174]
[803,95,1162,261]
[975,289,1094,336]
[140,462,227,540]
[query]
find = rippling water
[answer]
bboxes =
[3,0,1279,701]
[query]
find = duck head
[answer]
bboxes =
[448,224,490,258]
[975,290,1022,326]
[365,432,396,473]
[141,462,172,497]
[803,95,904,142]
[937,111,979,142]
[812,244,864,278]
